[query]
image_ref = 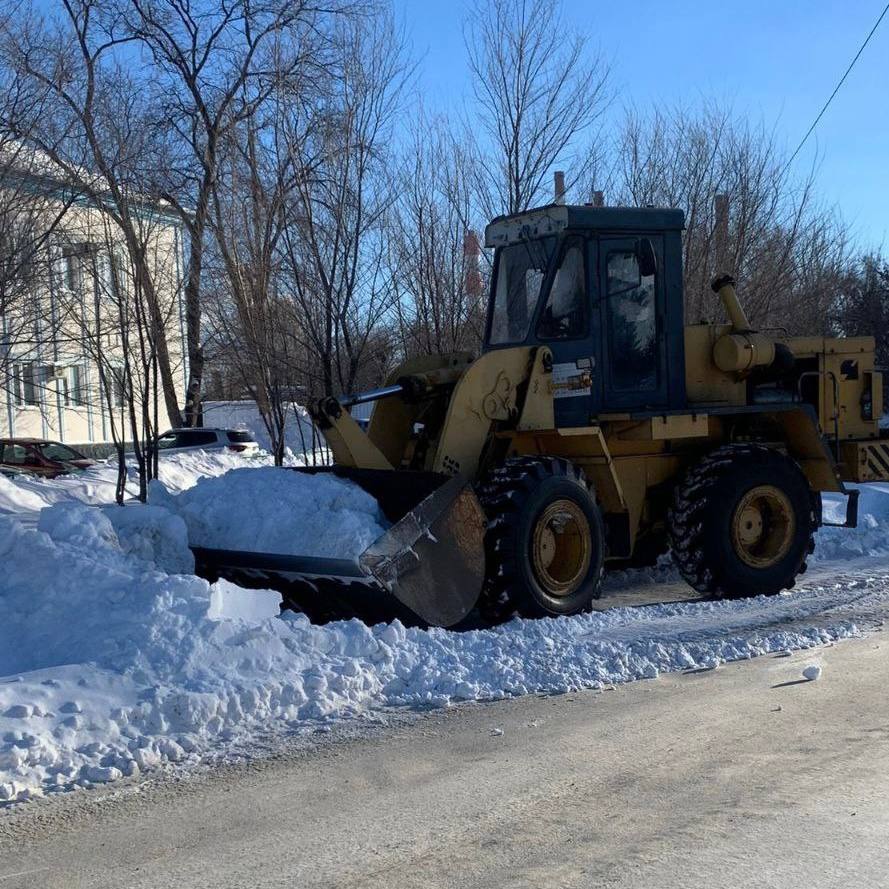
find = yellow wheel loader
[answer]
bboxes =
[194,204,889,627]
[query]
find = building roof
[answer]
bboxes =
[0,140,184,225]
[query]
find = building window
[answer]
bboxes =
[13,361,39,406]
[61,364,85,407]
[2,226,38,289]
[103,253,127,348]
[60,243,92,293]
[110,368,127,408]
[62,247,81,292]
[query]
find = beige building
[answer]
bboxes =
[0,167,188,453]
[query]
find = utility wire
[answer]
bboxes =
[784,1,889,173]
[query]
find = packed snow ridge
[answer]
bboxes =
[148,468,389,559]
[0,449,262,519]
[1,452,889,804]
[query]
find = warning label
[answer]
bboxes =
[552,361,592,399]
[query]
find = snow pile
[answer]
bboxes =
[0,449,259,519]
[3,454,889,804]
[148,467,389,558]
[814,484,889,563]
[1,506,196,678]
[604,553,681,590]
[154,449,264,492]
[0,474,47,514]
[2,497,887,803]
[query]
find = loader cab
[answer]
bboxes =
[484,204,687,426]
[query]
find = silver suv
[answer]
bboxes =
[155,428,260,456]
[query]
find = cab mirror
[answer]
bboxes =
[637,237,657,278]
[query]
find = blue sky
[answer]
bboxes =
[394,0,889,249]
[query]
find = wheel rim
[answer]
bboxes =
[730,484,796,569]
[531,499,591,597]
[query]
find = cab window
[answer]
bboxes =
[488,238,554,345]
[606,251,658,391]
[537,239,587,340]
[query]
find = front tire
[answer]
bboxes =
[479,457,605,619]
[668,444,816,598]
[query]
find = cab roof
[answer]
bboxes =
[484,204,686,248]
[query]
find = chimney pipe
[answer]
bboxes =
[554,171,566,205]
[463,229,482,299]
[592,190,604,208]
[714,193,729,272]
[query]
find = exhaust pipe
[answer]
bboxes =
[710,274,779,375]
[711,274,751,333]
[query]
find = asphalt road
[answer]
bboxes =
[2,630,888,889]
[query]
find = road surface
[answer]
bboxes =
[2,629,888,889]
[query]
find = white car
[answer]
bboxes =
[155,427,261,456]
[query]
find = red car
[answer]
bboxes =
[0,438,96,478]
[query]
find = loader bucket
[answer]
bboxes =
[191,468,487,628]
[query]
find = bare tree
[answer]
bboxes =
[57,212,178,503]
[119,0,341,427]
[464,0,609,218]
[0,0,186,428]
[278,11,410,399]
[386,116,487,358]
[207,116,299,465]
[0,37,83,414]
[613,104,850,329]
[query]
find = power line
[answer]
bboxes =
[784,2,889,172]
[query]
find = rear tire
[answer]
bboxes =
[479,456,605,619]
[668,444,816,599]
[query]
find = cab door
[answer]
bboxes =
[534,235,601,427]
[598,237,669,411]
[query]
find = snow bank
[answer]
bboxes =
[1,507,197,678]
[0,450,260,520]
[2,496,887,803]
[814,484,889,563]
[3,450,889,804]
[0,474,48,514]
[154,449,263,492]
[149,467,389,559]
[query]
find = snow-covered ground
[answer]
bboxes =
[1,452,889,804]
[0,450,259,520]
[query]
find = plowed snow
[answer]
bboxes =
[1,459,888,804]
